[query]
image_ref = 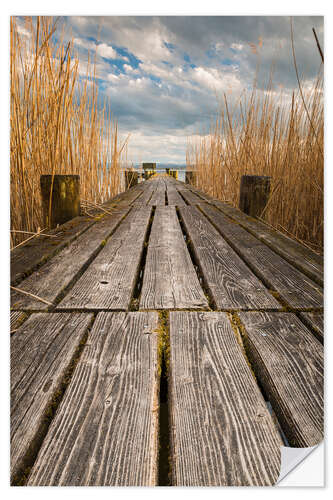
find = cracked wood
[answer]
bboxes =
[27,312,159,486]
[239,311,324,447]
[58,207,152,310]
[169,311,282,486]
[179,205,280,310]
[11,312,93,481]
[10,208,130,311]
[140,206,208,310]
[200,203,323,309]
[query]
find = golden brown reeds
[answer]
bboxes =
[187,69,323,252]
[10,16,128,247]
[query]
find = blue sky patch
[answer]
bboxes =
[164,41,176,51]
[221,58,234,66]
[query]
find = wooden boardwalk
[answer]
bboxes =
[10,175,323,486]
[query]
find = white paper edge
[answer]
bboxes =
[276,441,324,486]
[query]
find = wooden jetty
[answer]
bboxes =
[10,175,323,486]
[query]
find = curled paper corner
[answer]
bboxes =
[275,441,324,486]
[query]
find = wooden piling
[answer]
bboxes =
[168,170,178,179]
[185,171,196,185]
[40,174,80,229]
[239,175,271,218]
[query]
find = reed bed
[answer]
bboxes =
[10,16,127,247]
[186,71,324,252]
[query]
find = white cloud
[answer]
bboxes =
[215,42,224,52]
[96,43,118,59]
[191,66,242,93]
[126,131,190,164]
[231,43,244,51]
[138,61,197,91]
[74,37,127,61]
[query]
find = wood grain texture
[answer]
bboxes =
[132,185,155,205]
[187,185,215,202]
[184,185,323,286]
[139,206,208,310]
[147,180,166,206]
[299,312,324,343]
[211,200,323,286]
[177,189,203,205]
[238,312,324,447]
[179,206,280,310]
[10,215,94,286]
[11,312,93,481]
[11,186,144,286]
[10,311,28,333]
[103,184,143,208]
[28,312,160,486]
[166,186,187,206]
[58,207,152,310]
[11,209,130,311]
[169,311,282,486]
[200,203,323,309]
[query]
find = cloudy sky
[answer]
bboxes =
[17,15,324,165]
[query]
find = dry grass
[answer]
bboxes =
[10,16,128,247]
[186,68,323,253]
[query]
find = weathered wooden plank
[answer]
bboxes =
[132,185,156,205]
[178,206,280,310]
[211,200,323,286]
[147,182,166,205]
[166,186,187,206]
[102,184,143,209]
[11,312,93,482]
[11,185,145,286]
[11,208,130,311]
[186,186,324,286]
[10,311,28,333]
[27,312,159,486]
[299,312,324,343]
[238,312,324,447]
[140,206,208,310]
[200,203,323,309]
[188,185,215,202]
[58,207,152,310]
[177,189,203,205]
[169,311,282,486]
[11,215,95,286]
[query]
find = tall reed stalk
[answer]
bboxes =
[10,16,128,247]
[186,71,324,252]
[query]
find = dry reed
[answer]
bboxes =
[10,16,128,247]
[186,67,323,252]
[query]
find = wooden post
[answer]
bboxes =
[125,170,138,189]
[186,171,196,185]
[239,175,271,218]
[40,175,80,229]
